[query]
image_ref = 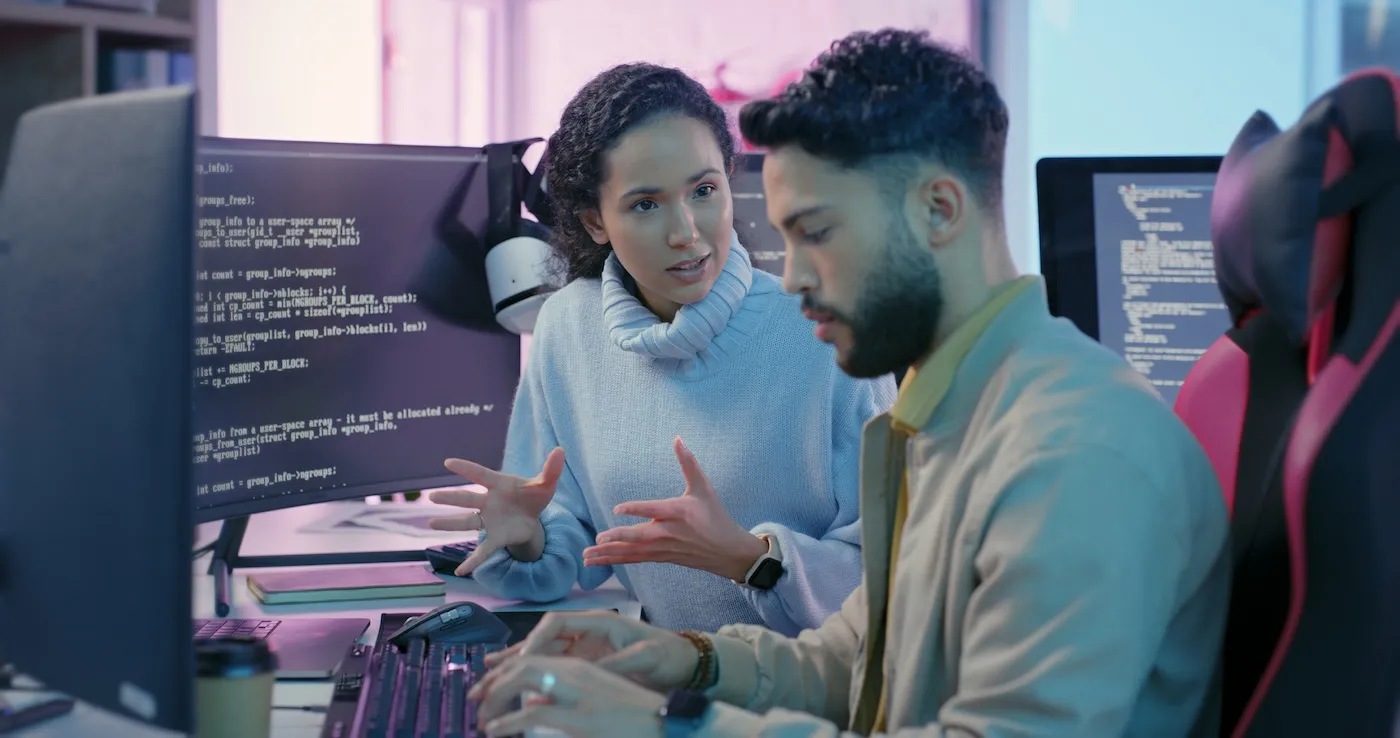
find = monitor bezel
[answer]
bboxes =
[191,135,516,525]
[1035,155,1223,340]
[193,471,479,524]
[197,134,490,163]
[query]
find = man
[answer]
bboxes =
[465,29,1230,738]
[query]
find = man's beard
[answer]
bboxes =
[807,219,942,379]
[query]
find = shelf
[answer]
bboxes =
[0,0,193,40]
[0,0,202,179]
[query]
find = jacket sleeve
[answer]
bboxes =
[738,372,896,635]
[469,325,613,602]
[700,581,867,728]
[689,443,1229,738]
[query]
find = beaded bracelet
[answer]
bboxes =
[676,630,717,690]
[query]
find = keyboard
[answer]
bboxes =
[321,613,507,738]
[193,618,279,641]
[425,540,479,575]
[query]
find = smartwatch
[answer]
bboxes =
[739,534,784,590]
[660,690,711,738]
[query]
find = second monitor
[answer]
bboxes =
[1037,156,1228,406]
[731,152,787,279]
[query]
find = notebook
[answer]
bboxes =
[246,564,446,605]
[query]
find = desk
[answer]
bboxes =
[10,501,641,737]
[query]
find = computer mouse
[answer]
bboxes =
[386,601,511,648]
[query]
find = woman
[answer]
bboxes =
[429,62,895,636]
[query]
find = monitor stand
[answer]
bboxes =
[207,516,427,617]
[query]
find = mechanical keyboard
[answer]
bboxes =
[321,612,507,738]
[193,618,279,641]
[425,540,479,575]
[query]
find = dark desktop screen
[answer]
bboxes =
[191,139,521,520]
[1089,172,1230,404]
[732,154,785,279]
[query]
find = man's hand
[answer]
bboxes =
[427,448,565,575]
[583,437,768,582]
[470,655,667,738]
[483,610,699,694]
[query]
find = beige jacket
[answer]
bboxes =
[697,279,1231,737]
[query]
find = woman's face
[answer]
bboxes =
[581,115,733,321]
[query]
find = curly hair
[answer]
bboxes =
[739,29,1008,207]
[545,63,737,284]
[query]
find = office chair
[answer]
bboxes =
[1175,67,1400,737]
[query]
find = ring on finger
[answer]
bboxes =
[539,671,556,697]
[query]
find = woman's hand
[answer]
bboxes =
[583,437,768,582]
[470,655,668,738]
[482,610,699,694]
[428,447,565,575]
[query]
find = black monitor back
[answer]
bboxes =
[0,88,196,732]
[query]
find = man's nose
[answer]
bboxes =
[782,246,817,294]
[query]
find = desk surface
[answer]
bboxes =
[11,500,640,737]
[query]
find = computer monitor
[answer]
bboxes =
[0,89,197,732]
[191,136,522,526]
[192,137,526,612]
[1036,156,1229,405]
[732,153,785,279]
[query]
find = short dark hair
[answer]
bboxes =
[739,29,1008,207]
[545,63,737,283]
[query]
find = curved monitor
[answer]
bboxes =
[1036,155,1227,405]
[192,137,520,523]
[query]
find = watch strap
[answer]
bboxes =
[739,534,784,588]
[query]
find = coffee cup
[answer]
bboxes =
[194,635,278,738]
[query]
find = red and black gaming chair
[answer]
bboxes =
[1172,107,1310,736]
[1175,67,1400,737]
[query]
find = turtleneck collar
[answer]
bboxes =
[601,233,757,374]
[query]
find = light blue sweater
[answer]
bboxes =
[470,241,896,635]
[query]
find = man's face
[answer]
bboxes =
[763,146,943,378]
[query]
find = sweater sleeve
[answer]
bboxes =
[469,326,614,602]
[738,370,897,635]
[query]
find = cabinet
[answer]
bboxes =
[0,0,209,176]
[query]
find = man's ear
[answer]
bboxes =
[579,209,610,245]
[917,176,966,248]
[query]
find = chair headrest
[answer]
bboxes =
[1210,68,1400,341]
[1209,110,1280,327]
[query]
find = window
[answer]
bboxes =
[382,0,502,146]
[1340,0,1400,73]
